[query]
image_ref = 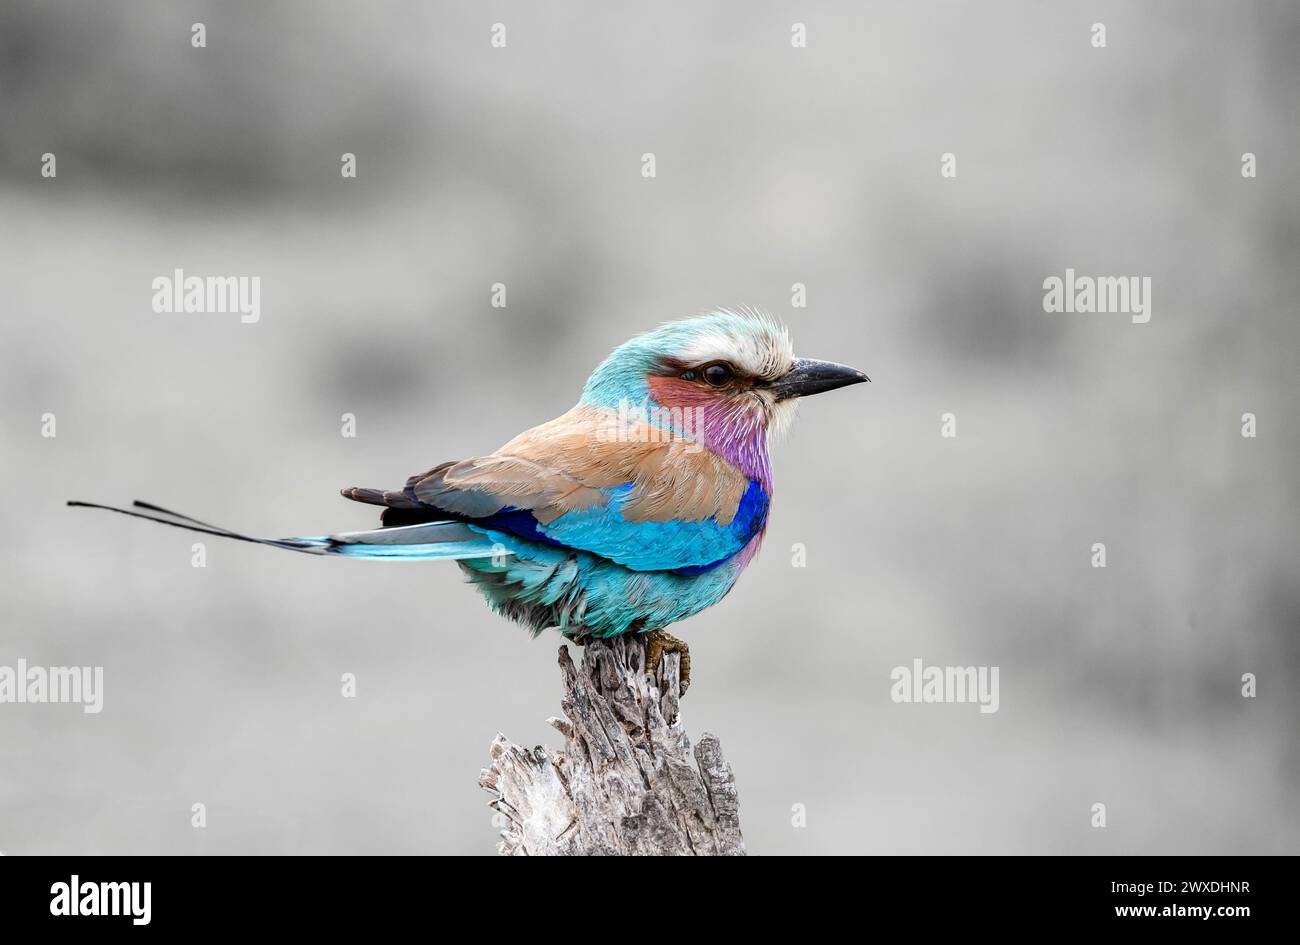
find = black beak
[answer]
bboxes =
[768,358,870,400]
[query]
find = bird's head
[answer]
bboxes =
[580,309,868,445]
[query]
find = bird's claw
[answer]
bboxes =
[643,629,691,696]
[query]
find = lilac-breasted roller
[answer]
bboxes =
[71,310,868,691]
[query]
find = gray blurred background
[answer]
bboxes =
[1,1,1296,855]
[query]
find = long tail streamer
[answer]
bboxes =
[67,500,510,561]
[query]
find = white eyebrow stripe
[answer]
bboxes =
[678,328,794,380]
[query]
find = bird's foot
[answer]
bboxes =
[643,629,691,696]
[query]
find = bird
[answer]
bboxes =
[70,309,868,693]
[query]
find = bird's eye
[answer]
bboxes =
[702,363,733,386]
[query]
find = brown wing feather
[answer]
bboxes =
[341,403,748,528]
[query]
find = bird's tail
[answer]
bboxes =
[66,499,510,562]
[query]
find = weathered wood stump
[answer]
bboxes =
[479,637,745,855]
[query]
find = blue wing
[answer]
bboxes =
[345,405,772,573]
[471,478,769,573]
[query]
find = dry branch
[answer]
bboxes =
[479,636,745,855]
